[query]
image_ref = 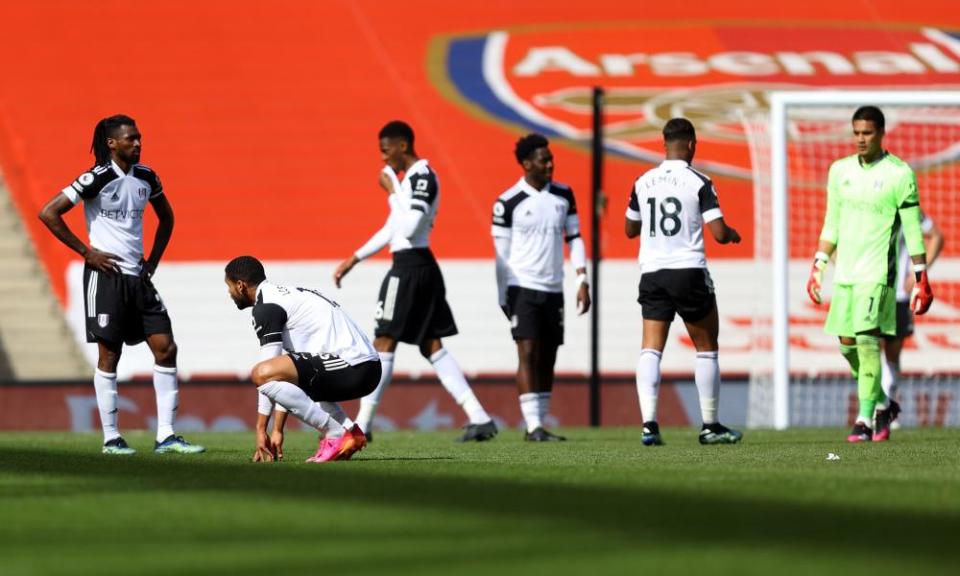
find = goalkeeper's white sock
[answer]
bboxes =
[430,349,490,425]
[257,381,342,436]
[153,365,178,442]
[636,349,662,423]
[355,352,394,433]
[695,351,720,425]
[519,393,541,433]
[93,369,120,443]
[319,401,352,438]
[881,356,900,401]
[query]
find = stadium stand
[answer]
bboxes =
[0,174,87,379]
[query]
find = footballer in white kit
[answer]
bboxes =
[624,118,743,447]
[225,256,379,463]
[880,213,943,419]
[333,121,496,443]
[492,133,590,442]
[39,114,203,456]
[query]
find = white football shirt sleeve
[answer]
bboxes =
[256,342,287,415]
[564,213,581,240]
[388,193,426,239]
[568,236,586,270]
[258,342,284,361]
[62,166,112,205]
[491,198,512,239]
[493,235,512,306]
[699,182,723,223]
[355,220,392,260]
[626,187,642,222]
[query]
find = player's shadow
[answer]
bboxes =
[2,445,959,565]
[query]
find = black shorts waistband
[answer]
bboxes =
[391,248,437,267]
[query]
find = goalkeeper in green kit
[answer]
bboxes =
[807,106,934,443]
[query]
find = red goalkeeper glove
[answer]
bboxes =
[806,252,829,305]
[910,268,933,315]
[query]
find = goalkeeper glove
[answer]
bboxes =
[910,266,933,315]
[806,251,829,305]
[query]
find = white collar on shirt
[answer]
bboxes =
[659,159,689,169]
[402,159,429,181]
[517,176,550,195]
[110,159,134,177]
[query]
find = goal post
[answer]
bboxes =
[747,90,960,429]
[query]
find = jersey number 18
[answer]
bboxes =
[646,196,682,237]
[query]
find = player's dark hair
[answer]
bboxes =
[225,256,266,285]
[379,120,415,148]
[91,114,137,166]
[662,118,696,143]
[852,106,885,132]
[514,133,549,164]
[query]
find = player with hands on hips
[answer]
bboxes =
[38,114,203,456]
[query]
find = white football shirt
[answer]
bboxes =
[626,159,723,274]
[491,177,581,293]
[388,159,439,253]
[61,160,163,276]
[252,281,378,365]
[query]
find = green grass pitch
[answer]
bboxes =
[1,428,958,575]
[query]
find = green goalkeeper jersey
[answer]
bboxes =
[819,152,925,286]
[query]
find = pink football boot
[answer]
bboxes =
[305,437,340,463]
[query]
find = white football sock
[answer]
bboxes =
[519,392,541,433]
[319,401,353,438]
[257,391,276,416]
[430,349,490,424]
[695,351,721,425]
[93,368,120,443]
[636,349,662,423]
[537,391,552,424]
[153,365,178,442]
[257,381,342,436]
[355,352,394,432]
[881,356,900,400]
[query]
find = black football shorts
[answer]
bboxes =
[83,264,172,346]
[884,301,915,340]
[637,267,716,323]
[288,353,381,402]
[374,248,458,344]
[506,286,564,345]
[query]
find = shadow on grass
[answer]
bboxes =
[2,446,959,562]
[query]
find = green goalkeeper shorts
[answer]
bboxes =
[824,283,896,337]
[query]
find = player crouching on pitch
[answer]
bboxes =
[225,256,380,462]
